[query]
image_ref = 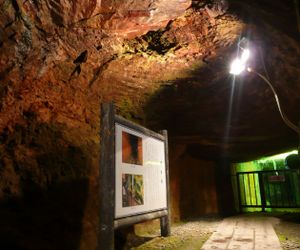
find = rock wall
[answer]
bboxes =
[0,0,195,249]
[169,144,219,221]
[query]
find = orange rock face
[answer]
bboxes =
[0,0,198,249]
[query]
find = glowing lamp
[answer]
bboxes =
[229,58,245,75]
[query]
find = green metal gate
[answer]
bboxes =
[237,169,300,211]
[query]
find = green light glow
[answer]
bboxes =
[232,150,298,173]
[231,149,300,213]
[263,150,298,160]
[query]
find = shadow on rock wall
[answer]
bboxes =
[0,114,91,250]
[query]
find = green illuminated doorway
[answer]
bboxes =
[237,170,300,211]
[232,150,300,212]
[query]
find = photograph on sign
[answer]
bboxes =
[122,131,143,165]
[122,174,144,207]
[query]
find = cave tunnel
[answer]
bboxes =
[0,0,300,249]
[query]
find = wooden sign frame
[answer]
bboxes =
[98,103,170,250]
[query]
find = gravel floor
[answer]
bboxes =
[124,217,221,250]
[123,213,300,250]
[273,213,300,250]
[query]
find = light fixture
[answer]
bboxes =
[229,38,300,151]
[241,48,250,63]
[229,40,250,75]
[229,58,245,75]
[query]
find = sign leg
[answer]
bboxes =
[160,215,171,237]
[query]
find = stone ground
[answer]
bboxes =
[123,213,300,250]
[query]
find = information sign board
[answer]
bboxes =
[115,124,167,218]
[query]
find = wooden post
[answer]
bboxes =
[160,130,171,237]
[98,103,115,250]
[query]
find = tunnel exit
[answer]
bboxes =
[232,150,300,212]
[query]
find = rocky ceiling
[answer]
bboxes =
[0,0,300,162]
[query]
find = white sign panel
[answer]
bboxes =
[115,124,167,218]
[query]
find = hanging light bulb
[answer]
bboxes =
[229,58,246,75]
